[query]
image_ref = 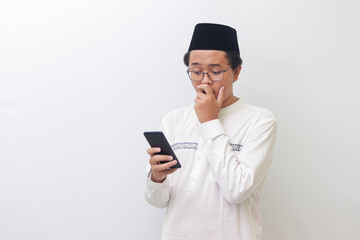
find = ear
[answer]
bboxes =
[233,66,242,83]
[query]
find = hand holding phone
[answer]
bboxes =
[144,131,181,183]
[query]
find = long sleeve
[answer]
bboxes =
[144,114,174,208]
[144,169,171,208]
[200,111,277,204]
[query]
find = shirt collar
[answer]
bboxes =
[219,98,243,115]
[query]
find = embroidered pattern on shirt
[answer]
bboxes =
[230,143,243,152]
[171,142,243,152]
[171,142,198,150]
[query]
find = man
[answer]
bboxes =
[145,23,277,240]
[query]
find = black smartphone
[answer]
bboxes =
[143,131,181,168]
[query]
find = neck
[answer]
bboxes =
[221,95,239,108]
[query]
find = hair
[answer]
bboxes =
[183,51,243,69]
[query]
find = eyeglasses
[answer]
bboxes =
[187,67,232,82]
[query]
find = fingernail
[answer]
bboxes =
[168,156,173,160]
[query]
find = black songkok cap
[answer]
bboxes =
[188,23,240,56]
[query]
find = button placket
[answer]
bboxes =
[187,136,205,191]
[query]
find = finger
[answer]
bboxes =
[152,160,178,171]
[147,147,161,156]
[196,91,206,99]
[216,86,225,105]
[196,84,210,95]
[202,85,214,96]
[149,155,173,165]
[196,84,207,90]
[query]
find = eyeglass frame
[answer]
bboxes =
[186,67,232,82]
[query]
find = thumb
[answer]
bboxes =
[217,86,225,105]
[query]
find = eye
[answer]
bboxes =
[192,71,202,75]
[211,71,222,75]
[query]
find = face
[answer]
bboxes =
[188,50,241,107]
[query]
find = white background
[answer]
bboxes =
[1,0,359,239]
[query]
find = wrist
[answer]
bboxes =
[151,174,165,183]
[199,116,218,124]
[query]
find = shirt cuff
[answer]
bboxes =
[200,119,226,140]
[146,171,170,189]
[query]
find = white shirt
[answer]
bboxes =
[145,99,277,240]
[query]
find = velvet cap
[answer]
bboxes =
[188,23,240,55]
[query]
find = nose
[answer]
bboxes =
[201,72,213,85]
